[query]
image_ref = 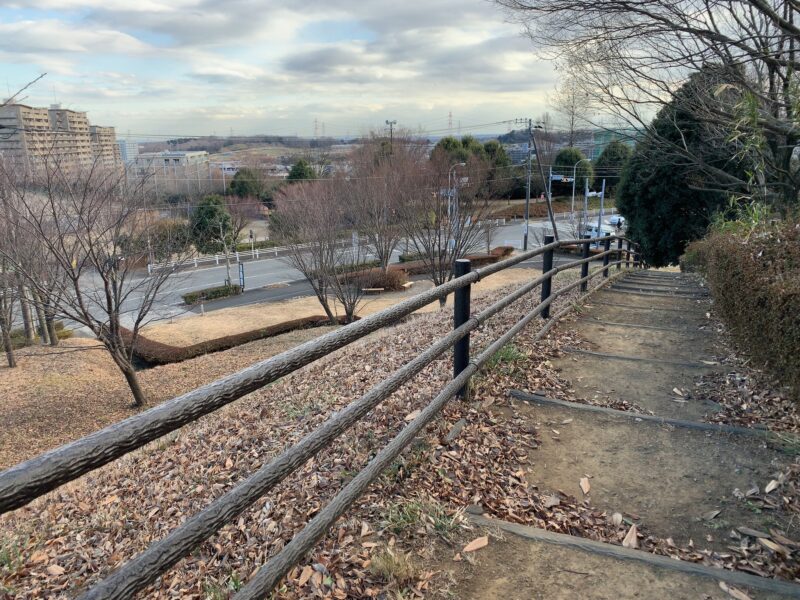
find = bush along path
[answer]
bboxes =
[454,270,800,600]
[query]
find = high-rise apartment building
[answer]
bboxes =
[117,139,139,165]
[90,125,121,169]
[0,103,121,170]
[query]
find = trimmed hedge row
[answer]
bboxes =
[124,315,350,366]
[235,240,280,252]
[182,284,242,305]
[687,223,800,398]
[391,246,515,276]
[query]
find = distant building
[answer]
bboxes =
[503,143,529,165]
[90,126,121,169]
[135,150,209,171]
[135,150,210,196]
[117,139,139,165]
[0,103,121,171]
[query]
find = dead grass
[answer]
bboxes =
[368,547,421,587]
[143,267,537,346]
[0,326,339,469]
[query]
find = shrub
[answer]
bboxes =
[10,320,72,349]
[182,284,242,305]
[234,239,280,252]
[692,221,800,399]
[355,269,409,292]
[398,252,424,263]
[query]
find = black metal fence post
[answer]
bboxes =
[453,259,471,398]
[541,235,554,319]
[580,234,590,292]
[616,237,623,270]
[626,240,631,268]
[602,236,611,278]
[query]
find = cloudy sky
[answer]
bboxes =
[0,1,555,138]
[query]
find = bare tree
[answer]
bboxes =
[227,195,263,246]
[273,181,341,324]
[496,0,800,211]
[0,259,17,368]
[0,156,192,406]
[398,155,492,306]
[550,74,593,146]
[349,134,428,272]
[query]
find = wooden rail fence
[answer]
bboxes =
[0,234,640,599]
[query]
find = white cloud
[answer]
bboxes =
[0,0,556,135]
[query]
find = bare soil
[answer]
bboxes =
[559,282,724,420]
[513,401,792,551]
[442,532,788,600]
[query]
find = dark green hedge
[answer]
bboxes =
[690,224,800,399]
[182,284,242,305]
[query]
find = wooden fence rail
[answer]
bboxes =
[0,234,640,599]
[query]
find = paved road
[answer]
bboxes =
[66,212,621,331]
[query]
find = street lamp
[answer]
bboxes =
[571,157,592,228]
[448,162,466,221]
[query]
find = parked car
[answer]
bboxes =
[583,224,615,247]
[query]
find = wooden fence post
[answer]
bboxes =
[616,238,623,270]
[580,234,590,292]
[453,259,471,399]
[541,235,555,318]
[602,236,611,278]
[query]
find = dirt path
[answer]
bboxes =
[451,270,800,599]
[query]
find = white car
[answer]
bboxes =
[609,214,626,227]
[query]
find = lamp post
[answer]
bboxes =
[571,158,591,226]
[448,162,466,221]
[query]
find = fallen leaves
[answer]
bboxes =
[719,581,751,600]
[462,536,489,553]
[622,524,639,549]
[579,478,591,495]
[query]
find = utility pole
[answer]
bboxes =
[596,178,606,242]
[523,119,532,250]
[385,119,397,154]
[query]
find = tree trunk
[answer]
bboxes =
[120,360,146,407]
[17,283,34,343]
[320,296,337,325]
[0,319,16,368]
[33,292,49,345]
[45,309,59,347]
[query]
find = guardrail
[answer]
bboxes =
[147,238,356,274]
[148,210,617,274]
[0,234,640,599]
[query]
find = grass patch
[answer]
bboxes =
[10,320,73,349]
[0,537,24,577]
[382,498,461,540]
[203,571,244,599]
[485,343,527,371]
[368,547,420,587]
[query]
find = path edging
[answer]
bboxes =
[563,346,716,369]
[468,514,800,597]
[509,391,781,439]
